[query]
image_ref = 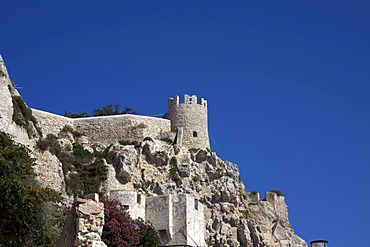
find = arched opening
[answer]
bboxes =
[193,131,198,137]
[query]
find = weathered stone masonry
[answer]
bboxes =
[32,109,171,145]
[32,94,210,150]
[168,95,210,149]
[110,191,206,247]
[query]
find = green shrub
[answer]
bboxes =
[62,144,107,195]
[93,104,137,116]
[240,209,249,219]
[169,157,181,180]
[65,173,83,196]
[188,148,199,153]
[160,137,173,145]
[11,95,42,138]
[36,138,49,152]
[61,125,81,137]
[59,155,72,175]
[169,166,178,176]
[225,172,233,178]
[64,105,137,118]
[134,218,161,247]
[72,143,93,163]
[36,134,59,154]
[270,190,284,197]
[0,131,60,246]
[143,136,153,142]
[80,159,108,194]
[31,202,67,246]
[192,175,200,183]
[170,157,177,166]
[206,238,215,246]
[35,131,108,196]
[94,145,112,160]
[64,111,89,118]
[119,140,139,146]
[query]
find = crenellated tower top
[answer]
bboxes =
[167,94,210,149]
[167,94,207,108]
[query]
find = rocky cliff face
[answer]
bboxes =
[0,55,30,145]
[31,128,306,246]
[0,55,307,246]
[102,139,307,246]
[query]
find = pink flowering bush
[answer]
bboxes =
[101,197,140,247]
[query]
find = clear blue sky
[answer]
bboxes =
[1,1,370,246]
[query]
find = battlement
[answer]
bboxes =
[168,94,207,108]
[167,94,210,149]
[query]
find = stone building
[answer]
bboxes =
[110,191,206,247]
[109,190,146,220]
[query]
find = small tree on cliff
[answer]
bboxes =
[0,131,61,246]
[93,104,137,116]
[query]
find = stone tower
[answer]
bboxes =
[167,94,210,149]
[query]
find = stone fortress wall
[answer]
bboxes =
[32,109,74,136]
[32,94,210,149]
[168,94,210,149]
[73,114,170,144]
[32,108,171,145]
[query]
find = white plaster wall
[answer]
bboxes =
[146,195,172,233]
[146,194,206,246]
[170,194,188,245]
[185,194,207,246]
[109,190,146,220]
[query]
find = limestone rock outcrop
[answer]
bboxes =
[32,145,66,193]
[0,56,30,145]
[32,130,307,246]
[101,139,306,246]
[0,55,307,246]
